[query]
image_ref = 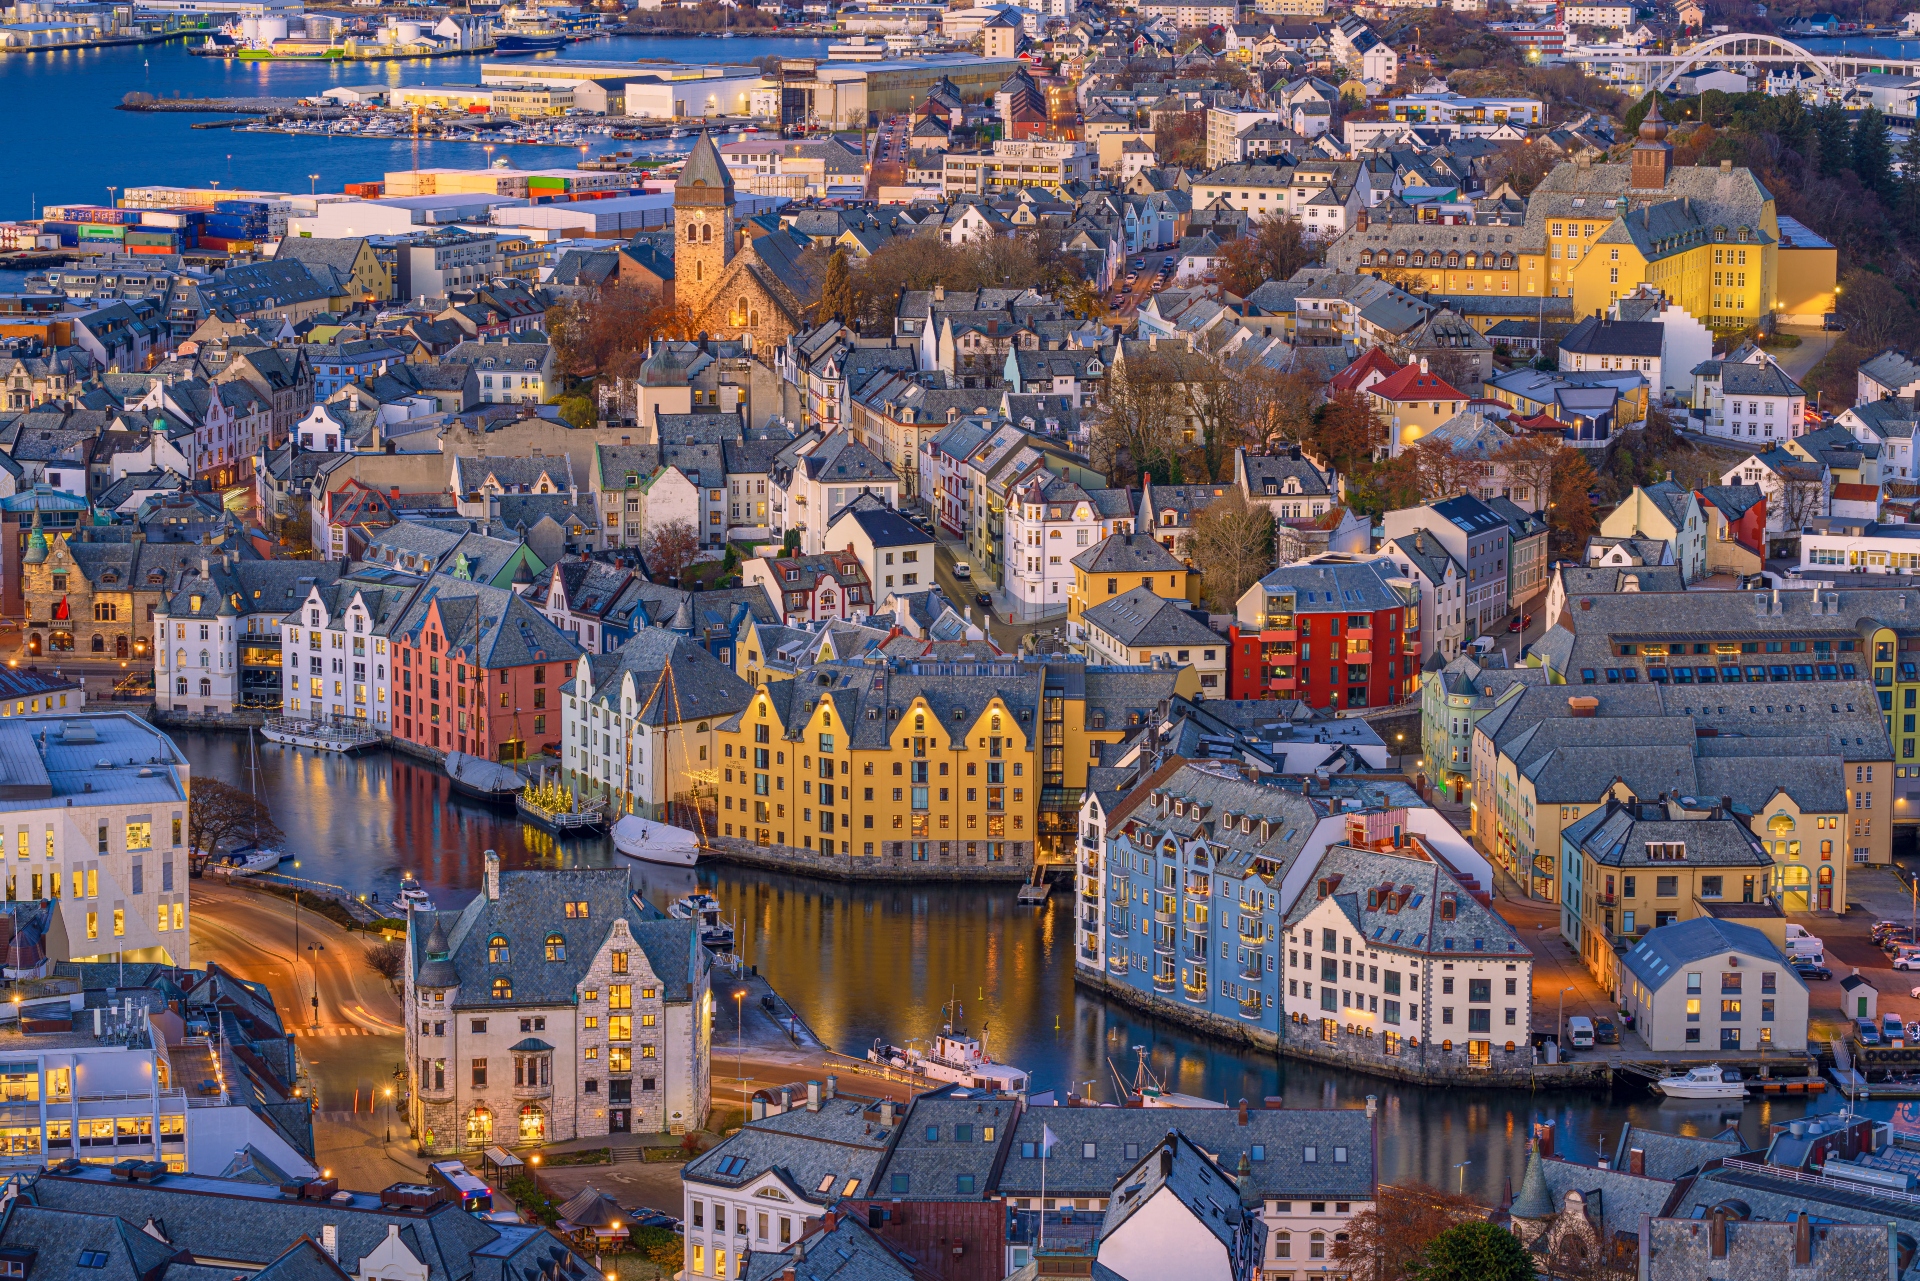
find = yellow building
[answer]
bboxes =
[711,654,1195,867]
[1329,97,1832,334]
[1066,533,1191,633]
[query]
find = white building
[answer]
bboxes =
[1003,471,1135,622]
[405,856,712,1150]
[0,714,193,967]
[769,428,900,557]
[1691,345,1807,443]
[823,498,936,599]
[281,575,411,729]
[154,558,346,719]
[1565,3,1635,25]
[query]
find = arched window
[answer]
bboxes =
[695,261,703,283]
[467,1106,492,1143]
[198,651,208,668]
[492,977,512,999]
[749,310,758,328]
[685,223,697,243]
[545,933,565,961]
[489,934,510,963]
[198,679,211,697]
[701,223,712,243]
[1273,1230,1290,1260]
[991,714,1002,731]
[175,678,186,696]
[519,1103,546,1143]
[91,635,105,653]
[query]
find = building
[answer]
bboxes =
[405,856,711,1149]
[1003,472,1136,622]
[941,140,1095,196]
[560,629,753,821]
[1597,482,1707,583]
[1381,496,1512,643]
[0,714,193,966]
[770,428,900,557]
[1066,533,1191,648]
[1380,527,1470,664]
[1617,915,1809,1052]
[389,575,583,761]
[824,499,937,600]
[280,573,413,729]
[1227,556,1423,710]
[152,556,348,719]
[1690,346,1808,444]
[1369,358,1470,456]
[741,551,877,624]
[671,134,810,350]
[1419,654,1548,803]
[1080,587,1227,696]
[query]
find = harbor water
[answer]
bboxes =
[175,730,1895,1202]
[0,34,831,216]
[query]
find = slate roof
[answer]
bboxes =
[1255,557,1415,613]
[572,628,753,729]
[1610,1122,1743,1181]
[828,503,931,549]
[683,1086,894,1208]
[1083,586,1219,649]
[391,574,581,671]
[1719,360,1805,398]
[410,866,702,1008]
[1283,839,1529,959]
[1648,1216,1896,1281]
[1559,315,1664,359]
[1071,532,1187,575]
[1621,915,1803,999]
[1563,801,1775,872]
[1518,1155,1679,1244]
[869,1089,1018,1204]
[740,1209,918,1281]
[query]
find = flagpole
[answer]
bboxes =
[1039,1138,1047,1253]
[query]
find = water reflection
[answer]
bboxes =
[183,732,1866,1199]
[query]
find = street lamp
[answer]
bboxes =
[1558,986,1574,1055]
[384,1086,393,1143]
[1452,1159,1471,1195]
[309,173,320,196]
[734,988,745,1115]
[306,942,325,1029]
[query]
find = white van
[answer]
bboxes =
[1566,1015,1595,1049]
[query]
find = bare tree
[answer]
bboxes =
[1402,436,1487,504]
[643,520,702,585]
[1184,490,1277,612]
[1330,1184,1488,1281]
[1091,351,1187,485]
[188,778,282,858]
[1491,433,1562,512]
[1774,466,1827,533]
[363,941,405,993]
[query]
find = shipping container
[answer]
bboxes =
[78,225,126,241]
[343,181,384,197]
[126,243,174,256]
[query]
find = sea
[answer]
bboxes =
[0,32,831,217]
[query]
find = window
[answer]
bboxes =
[544,934,565,961]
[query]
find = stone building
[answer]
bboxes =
[675,134,811,353]
[404,855,711,1151]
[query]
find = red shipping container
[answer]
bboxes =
[343,181,385,197]
[127,244,173,255]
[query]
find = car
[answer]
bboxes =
[1508,615,1525,633]
[1125,272,1139,284]
[1859,1017,1882,1045]
[974,592,993,609]
[952,562,972,579]
[628,1209,682,1233]
[1793,960,1832,980]
[1889,1013,1909,1042]
[1131,257,1146,269]
[1896,951,1920,971]
[1874,919,1904,941]
[1161,255,1175,267]
[1592,1016,1619,1044]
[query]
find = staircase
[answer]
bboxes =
[609,1138,643,1165]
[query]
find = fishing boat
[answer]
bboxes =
[612,816,700,867]
[668,892,734,949]
[444,751,525,808]
[869,999,1028,1094]
[391,885,436,915]
[1110,1045,1226,1108]
[515,773,607,833]
[1652,1064,1747,1100]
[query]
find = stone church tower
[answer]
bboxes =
[675,133,735,313]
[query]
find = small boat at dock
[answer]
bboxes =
[1652,1064,1746,1099]
[391,885,436,915]
[870,1000,1028,1094]
[612,816,700,867]
[261,715,380,753]
[444,751,525,808]
[668,892,734,949]
[515,773,607,833]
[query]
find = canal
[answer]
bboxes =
[179,730,1888,1201]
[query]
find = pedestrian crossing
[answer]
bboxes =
[290,1026,398,1038]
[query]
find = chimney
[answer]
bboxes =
[825,1074,838,1100]
[1567,696,1599,718]
[1629,1147,1645,1176]
[752,1097,766,1121]
[823,1209,839,1234]
[880,1100,895,1126]
[807,1080,821,1112]
[1237,1098,1249,1125]
[779,1087,793,1113]
[1709,1209,1728,1259]
[933,285,945,302]
[1795,1213,1812,1265]
[1534,1121,1555,1159]
[1159,1145,1174,1177]
[484,849,500,901]
[1638,1213,1652,1281]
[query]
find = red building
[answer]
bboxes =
[392,576,581,760]
[1227,556,1422,709]
[1698,485,1767,563]
[743,551,874,625]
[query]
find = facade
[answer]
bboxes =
[1227,556,1422,710]
[0,714,192,966]
[560,630,753,822]
[1379,528,1469,664]
[1080,586,1227,696]
[153,557,347,718]
[1597,482,1707,583]
[1691,347,1808,444]
[770,428,900,557]
[1004,472,1135,622]
[1381,495,1512,643]
[280,574,412,728]
[1369,358,1470,456]
[405,856,711,1149]
[824,500,937,600]
[1618,915,1809,1052]
[741,551,876,625]
[1418,655,1548,804]
[1066,533,1191,647]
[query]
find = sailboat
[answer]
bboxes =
[718,2,734,36]
[1109,1045,1225,1108]
[218,729,285,875]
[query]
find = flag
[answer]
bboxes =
[1041,1124,1058,1156]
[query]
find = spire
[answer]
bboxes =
[1509,1142,1555,1220]
[676,132,735,202]
[669,594,695,634]
[22,509,46,565]
[1638,93,1669,142]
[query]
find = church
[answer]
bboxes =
[672,133,813,350]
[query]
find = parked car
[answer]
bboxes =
[1888,1012,1908,1042]
[1131,257,1146,270]
[1859,1017,1882,1045]
[628,1209,682,1233]
[1895,951,1920,972]
[1792,960,1832,980]
[974,592,993,610]
[1593,1016,1619,1044]
[1874,919,1905,943]
[952,562,972,579]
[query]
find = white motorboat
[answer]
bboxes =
[612,816,700,867]
[668,892,734,949]
[391,886,436,916]
[1653,1064,1747,1100]
[869,1000,1028,1095]
[216,846,284,875]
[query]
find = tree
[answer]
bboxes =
[817,248,856,324]
[1153,109,1207,168]
[1852,106,1894,200]
[1410,1222,1534,1281]
[363,941,404,993]
[1546,443,1600,559]
[1210,217,1314,296]
[1185,489,1277,611]
[1091,350,1188,485]
[643,520,701,585]
[546,285,692,382]
[188,778,281,858]
[1402,436,1488,504]
[1332,1184,1488,1281]
[1774,465,1827,533]
[555,394,595,429]
[1491,433,1560,511]
[1307,389,1384,478]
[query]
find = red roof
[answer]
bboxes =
[1831,483,1880,503]
[1368,362,1467,403]
[1509,411,1571,434]
[1329,346,1400,393]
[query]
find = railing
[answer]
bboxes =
[1240,957,1265,981]
[1153,909,1177,925]
[1152,973,1176,993]
[1181,982,1208,1003]
[1240,995,1265,1020]
[1152,936,1176,957]
[1719,1158,1920,1208]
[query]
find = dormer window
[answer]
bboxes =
[488,934,510,963]
[545,933,565,961]
[492,978,512,999]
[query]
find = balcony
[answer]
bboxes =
[1181,944,1209,963]
[1267,676,1298,692]
[1108,920,1131,941]
[1239,994,1265,1020]
[1181,981,1209,1004]
[1152,973,1177,994]
[1153,908,1177,926]
[1108,955,1129,977]
[1240,955,1266,981]
[1238,921,1266,944]
[1153,935,1177,958]
[1260,627,1298,643]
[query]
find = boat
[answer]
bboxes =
[868,998,1029,1094]
[1110,1045,1226,1108]
[391,885,436,915]
[493,31,570,51]
[217,729,286,875]
[515,773,607,833]
[444,750,525,808]
[260,715,380,754]
[668,892,735,949]
[1652,1064,1747,1100]
[612,816,701,867]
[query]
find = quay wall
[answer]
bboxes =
[702,834,1034,882]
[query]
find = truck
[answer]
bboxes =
[427,1160,492,1213]
[1785,923,1824,963]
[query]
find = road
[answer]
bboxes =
[190,879,405,1108]
[1773,324,1838,385]
[927,533,1065,654]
